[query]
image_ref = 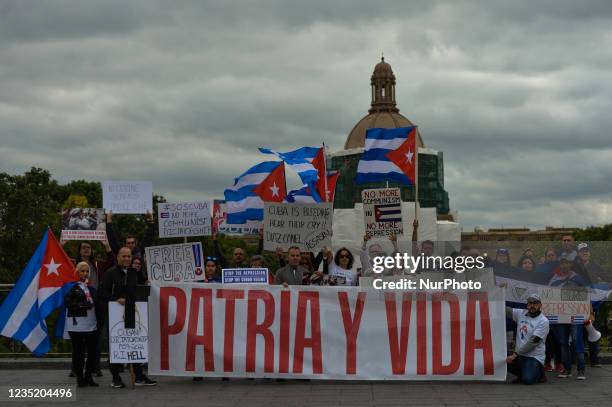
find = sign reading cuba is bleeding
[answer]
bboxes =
[148,283,507,380]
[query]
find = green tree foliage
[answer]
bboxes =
[574,224,612,241]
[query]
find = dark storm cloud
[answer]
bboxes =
[1,0,611,229]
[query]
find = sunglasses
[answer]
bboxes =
[206,256,218,261]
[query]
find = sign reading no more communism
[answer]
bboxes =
[145,242,205,282]
[362,188,403,238]
[263,202,333,252]
[102,181,153,214]
[158,201,212,238]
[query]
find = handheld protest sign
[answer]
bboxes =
[108,302,149,365]
[263,202,332,252]
[102,181,153,214]
[222,268,269,284]
[145,242,205,282]
[157,201,212,238]
[60,208,107,241]
[362,188,403,238]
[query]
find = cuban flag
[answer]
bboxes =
[374,203,402,222]
[224,161,287,224]
[286,171,340,203]
[259,146,322,202]
[355,127,417,185]
[0,229,77,356]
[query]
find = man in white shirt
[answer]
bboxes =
[506,293,550,384]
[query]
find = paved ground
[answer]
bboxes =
[1,367,612,406]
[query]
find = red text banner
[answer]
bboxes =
[148,284,507,380]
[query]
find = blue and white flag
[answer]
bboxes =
[258,147,319,184]
[355,127,417,185]
[224,161,283,224]
[0,230,77,356]
[285,184,317,203]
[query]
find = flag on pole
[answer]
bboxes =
[224,161,286,224]
[355,127,417,185]
[0,229,77,356]
[258,146,322,202]
[285,172,339,203]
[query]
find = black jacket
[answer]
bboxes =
[65,283,103,330]
[98,265,145,328]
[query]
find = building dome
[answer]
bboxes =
[344,57,424,149]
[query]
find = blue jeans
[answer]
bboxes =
[507,355,544,385]
[552,324,585,372]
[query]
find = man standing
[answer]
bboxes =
[558,235,577,261]
[99,247,156,388]
[274,246,307,287]
[506,293,550,385]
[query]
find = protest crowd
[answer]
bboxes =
[47,211,611,388]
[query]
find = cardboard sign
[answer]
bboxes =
[108,302,148,364]
[539,286,590,324]
[222,268,269,284]
[102,181,153,214]
[263,202,333,252]
[145,242,205,282]
[60,208,107,241]
[362,188,403,238]
[158,201,212,238]
[212,199,261,235]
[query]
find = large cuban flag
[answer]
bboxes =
[224,161,286,224]
[0,229,77,356]
[355,127,417,185]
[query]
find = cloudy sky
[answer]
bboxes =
[1,0,611,230]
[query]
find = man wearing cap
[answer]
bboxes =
[506,293,550,384]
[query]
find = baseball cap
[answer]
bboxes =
[496,248,509,255]
[526,293,541,303]
[577,243,590,252]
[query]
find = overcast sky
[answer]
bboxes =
[1,0,611,230]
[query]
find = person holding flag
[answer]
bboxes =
[0,229,77,356]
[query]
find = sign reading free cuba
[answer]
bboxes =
[147,283,507,380]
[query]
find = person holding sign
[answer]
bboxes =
[105,211,155,259]
[506,293,550,385]
[64,262,102,388]
[274,246,307,287]
[98,247,156,388]
[324,247,359,286]
[204,256,222,283]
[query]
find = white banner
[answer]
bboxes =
[263,202,333,252]
[362,188,403,238]
[148,283,507,380]
[108,302,149,364]
[158,201,212,238]
[145,242,205,282]
[102,181,153,214]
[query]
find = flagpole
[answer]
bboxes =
[414,126,419,242]
[322,143,328,202]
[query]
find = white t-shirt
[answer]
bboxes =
[329,263,359,286]
[512,309,549,365]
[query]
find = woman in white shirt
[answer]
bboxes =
[326,248,359,286]
[65,262,100,388]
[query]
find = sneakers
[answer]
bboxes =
[544,362,553,372]
[111,378,126,389]
[576,370,586,380]
[134,376,157,386]
[555,362,564,372]
[557,370,571,378]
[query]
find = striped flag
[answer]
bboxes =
[356,127,417,185]
[0,230,77,356]
[224,161,286,224]
[374,203,402,222]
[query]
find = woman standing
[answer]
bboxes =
[65,262,101,387]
